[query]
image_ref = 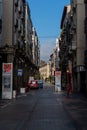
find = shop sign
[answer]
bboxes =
[76,66,85,72]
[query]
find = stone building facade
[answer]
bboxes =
[39,62,50,81]
[59,0,86,93]
[84,0,87,93]
[0,0,40,95]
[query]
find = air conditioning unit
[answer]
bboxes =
[71,45,76,50]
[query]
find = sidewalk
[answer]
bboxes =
[0,92,29,108]
[0,99,12,108]
[61,92,87,130]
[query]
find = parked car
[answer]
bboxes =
[29,80,39,89]
[38,80,43,88]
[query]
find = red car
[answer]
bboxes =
[29,80,39,89]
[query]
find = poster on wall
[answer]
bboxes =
[2,63,13,99]
[55,71,61,92]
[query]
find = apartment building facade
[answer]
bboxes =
[0,0,26,93]
[69,0,85,92]
[59,5,71,90]
[32,27,40,68]
[59,0,86,93]
[84,0,87,92]
[0,0,40,95]
[39,62,50,81]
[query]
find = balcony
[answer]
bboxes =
[72,3,76,11]
[70,13,73,20]
[61,28,66,37]
[21,30,24,37]
[14,19,18,28]
[62,45,67,51]
[72,24,76,31]
[18,1,22,13]
[72,45,76,50]
[20,24,24,37]
[69,30,74,39]
[59,51,62,58]
[70,41,76,51]
[15,0,18,6]
[14,34,17,45]
[20,13,24,20]
[30,43,33,49]
[18,20,21,32]
[62,60,68,68]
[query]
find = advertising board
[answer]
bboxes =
[55,71,61,92]
[2,63,13,99]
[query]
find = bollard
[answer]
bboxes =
[13,90,16,99]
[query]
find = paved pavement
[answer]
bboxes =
[0,84,87,130]
[60,92,87,130]
[0,99,12,108]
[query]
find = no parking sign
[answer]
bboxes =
[18,69,23,76]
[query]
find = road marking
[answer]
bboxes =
[1,101,12,108]
[17,94,27,98]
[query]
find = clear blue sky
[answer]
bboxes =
[27,0,70,62]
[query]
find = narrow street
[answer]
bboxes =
[0,82,87,130]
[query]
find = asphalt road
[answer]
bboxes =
[0,82,80,130]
